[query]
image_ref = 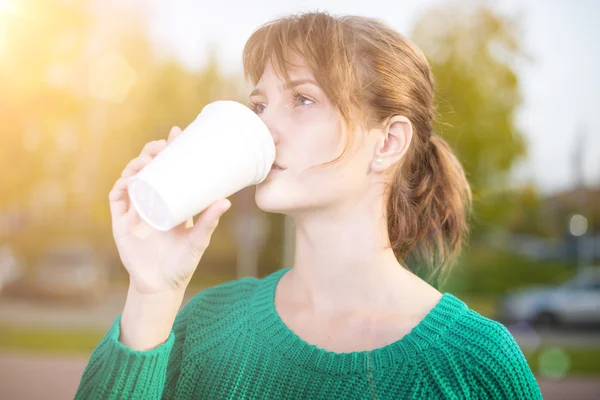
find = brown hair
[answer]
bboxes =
[243,12,472,282]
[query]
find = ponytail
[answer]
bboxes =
[387,134,472,284]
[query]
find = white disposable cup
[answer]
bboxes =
[127,100,275,232]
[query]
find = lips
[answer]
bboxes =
[271,162,285,170]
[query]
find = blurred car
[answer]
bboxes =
[4,242,110,304]
[500,268,600,328]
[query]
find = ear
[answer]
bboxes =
[371,115,413,173]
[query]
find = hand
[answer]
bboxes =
[108,127,232,294]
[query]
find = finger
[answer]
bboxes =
[167,126,183,144]
[121,154,153,178]
[186,199,232,254]
[109,177,131,219]
[139,139,167,157]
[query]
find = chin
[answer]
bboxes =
[254,183,294,214]
[254,173,341,215]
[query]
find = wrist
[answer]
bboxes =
[119,285,186,351]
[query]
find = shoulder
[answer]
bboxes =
[186,276,258,318]
[443,295,542,399]
[451,303,520,354]
[170,269,285,349]
[442,295,526,363]
[195,275,261,303]
[182,268,285,320]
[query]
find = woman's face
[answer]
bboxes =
[251,57,381,216]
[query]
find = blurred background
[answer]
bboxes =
[0,0,598,399]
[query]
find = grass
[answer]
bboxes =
[457,295,499,318]
[442,247,576,296]
[525,346,600,377]
[0,325,103,355]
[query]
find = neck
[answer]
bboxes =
[286,193,417,315]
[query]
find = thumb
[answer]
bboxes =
[187,199,232,254]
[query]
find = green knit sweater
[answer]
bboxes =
[75,268,542,399]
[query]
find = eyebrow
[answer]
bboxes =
[249,79,319,97]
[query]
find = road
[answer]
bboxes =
[0,352,599,399]
[0,352,87,400]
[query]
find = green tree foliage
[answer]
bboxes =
[412,2,528,234]
[0,1,241,268]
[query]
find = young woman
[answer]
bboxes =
[76,12,542,399]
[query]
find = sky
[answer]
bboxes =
[140,0,600,194]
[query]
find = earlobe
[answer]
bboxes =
[370,116,413,173]
[371,140,389,173]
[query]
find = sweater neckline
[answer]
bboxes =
[250,268,468,376]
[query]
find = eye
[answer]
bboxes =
[293,93,314,107]
[251,102,266,114]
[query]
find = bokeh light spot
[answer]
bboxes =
[88,51,137,103]
[538,347,571,379]
[569,214,588,236]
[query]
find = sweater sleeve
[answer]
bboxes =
[469,322,543,399]
[74,297,197,400]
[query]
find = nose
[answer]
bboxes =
[260,109,281,145]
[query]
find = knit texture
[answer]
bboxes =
[75,268,542,399]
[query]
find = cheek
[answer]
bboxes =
[297,116,344,165]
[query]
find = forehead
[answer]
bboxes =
[256,54,316,87]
